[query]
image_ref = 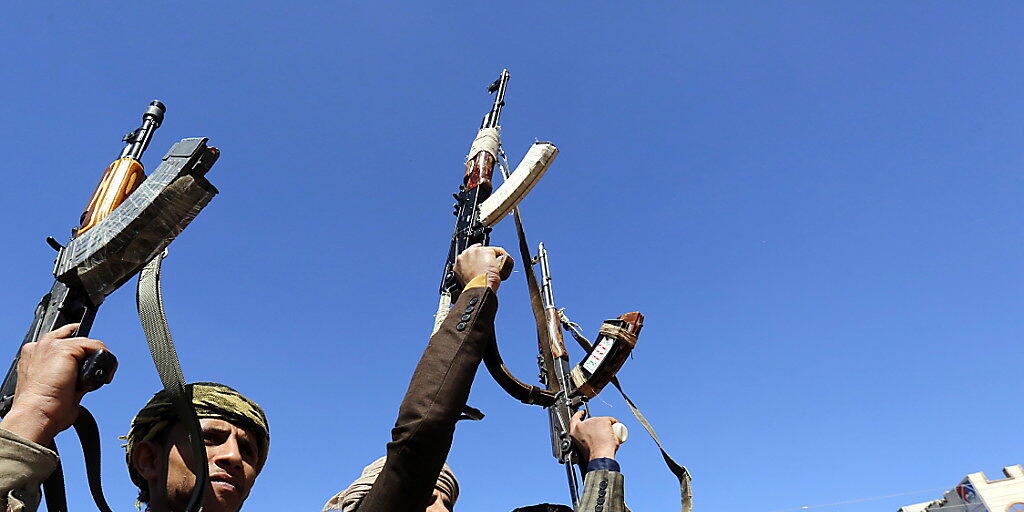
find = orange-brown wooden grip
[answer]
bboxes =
[463,151,495,191]
[545,308,569,359]
[78,157,145,234]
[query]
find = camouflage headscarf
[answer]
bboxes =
[322,456,459,512]
[123,382,270,496]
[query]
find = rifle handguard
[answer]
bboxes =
[78,158,146,235]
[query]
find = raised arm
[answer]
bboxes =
[351,246,512,512]
[571,411,628,512]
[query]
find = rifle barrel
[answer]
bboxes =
[78,100,165,235]
[538,242,556,308]
[121,100,165,160]
[481,69,510,129]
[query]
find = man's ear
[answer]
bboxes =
[131,440,164,480]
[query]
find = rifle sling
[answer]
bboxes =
[137,252,208,512]
[42,448,68,512]
[73,407,113,512]
[562,321,693,512]
[39,409,113,512]
[480,204,557,407]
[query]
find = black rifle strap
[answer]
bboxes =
[72,406,113,512]
[561,322,694,512]
[137,252,207,512]
[42,444,68,512]
[42,409,116,512]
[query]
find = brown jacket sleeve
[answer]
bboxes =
[576,469,626,512]
[356,286,498,512]
[0,428,58,512]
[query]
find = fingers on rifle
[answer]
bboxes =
[38,336,109,359]
[571,409,586,426]
[41,323,81,340]
[70,339,109,356]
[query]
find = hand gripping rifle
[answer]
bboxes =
[537,243,637,498]
[486,235,643,507]
[0,102,220,512]
[491,228,693,511]
[470,118,694,512]
[434,70,558,332]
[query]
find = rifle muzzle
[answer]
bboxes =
[144,100,166,127]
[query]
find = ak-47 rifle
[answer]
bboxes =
[436,71,689,511]
[535,243,639,503]
[467,99,693,512]
[434,70,558,332]
[484,235,641,507]
[0,101,220,512]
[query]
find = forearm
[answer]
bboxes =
[357,286,498,512]
[0,428,59,512]
[577,467,625,512]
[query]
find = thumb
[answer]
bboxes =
[570,409,586,428]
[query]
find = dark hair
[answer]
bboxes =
[131,423,174,505]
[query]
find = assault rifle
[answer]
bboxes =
[485,234,641,506]
[0,101,220,512]
[491,215,692,511]
[434,69,558,331]
[461,97,693,510]
[535,243,638,504]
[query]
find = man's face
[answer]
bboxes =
[161,418,261,512]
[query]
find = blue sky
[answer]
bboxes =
[1,3,1022,511]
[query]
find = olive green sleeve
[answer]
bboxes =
[0,428,58,512]
[577,470,626,512]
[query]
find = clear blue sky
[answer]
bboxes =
[1,3,1021,512]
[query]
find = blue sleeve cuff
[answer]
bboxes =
[586,457,620,473]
